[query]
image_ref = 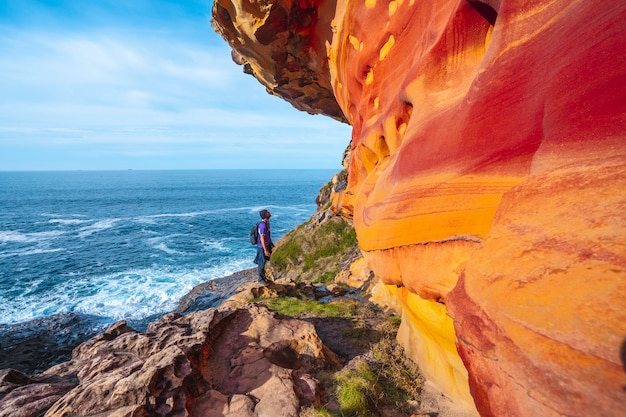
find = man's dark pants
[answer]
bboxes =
[254,246,268,282]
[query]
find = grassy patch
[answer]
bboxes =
[317,269,338,284]
[269,236,304,270]
[311,308,421,416]
[335,359,379,416]
[269,214,358,283]
[260,296,357,318]
[266,294,422,416]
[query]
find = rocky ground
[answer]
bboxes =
[0,270,461,417]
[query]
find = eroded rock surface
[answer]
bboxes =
[211,0,626,415]
[0,304,337,417]
[212,0,347,122]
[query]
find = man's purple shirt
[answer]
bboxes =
[257,220,272,248]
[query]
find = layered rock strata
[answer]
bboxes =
[212,0,626,415]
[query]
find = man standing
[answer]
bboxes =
[254,209,273,282]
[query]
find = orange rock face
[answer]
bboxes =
[448,160,626,416]
[212,0,626,415]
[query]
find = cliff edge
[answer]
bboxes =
[212,0,626,415]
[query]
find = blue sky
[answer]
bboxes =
[0,0,351,170]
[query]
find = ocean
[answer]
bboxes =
[0,169,335,328]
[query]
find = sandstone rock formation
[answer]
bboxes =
[211,0,347,122]
[0,303,338,417]
[212,0,626,415]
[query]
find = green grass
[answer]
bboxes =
[269,235,304,269]
[269,215,359,284]
[299,405,333,417]
[260,296,357,318]
[335,360,379,417]
[302,219,357,273]
[317,269,338,284]
[387,314,401,327]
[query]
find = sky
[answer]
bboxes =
[0,0,352,171]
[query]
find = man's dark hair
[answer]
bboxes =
[259,209,269,219]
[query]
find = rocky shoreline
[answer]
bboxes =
[0,272,383,417]
[0,253,473,416]
[0,268,260,376]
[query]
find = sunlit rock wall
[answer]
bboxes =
[212,0,626,415]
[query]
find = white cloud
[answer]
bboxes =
[0,2,351,170]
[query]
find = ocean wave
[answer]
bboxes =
[0,247,64,258]
[41,212,88,218]
[146,235,186,255]
[201,238,231,252]
[0,259,254,325]
[0,230,65,244]
[48,218,89,225]
[77,219,121,238]
[140,211,210,219]
[152,242,181,255]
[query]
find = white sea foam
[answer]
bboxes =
[77,219,120,238]
[134,205,313,224]
[202,238,230,252]
[138,210,211,220]
[153,242,181,255]
[0,230,64,244]
[0,230,31,243]
[48,218,88,225]
[0,258,254,325]
[147,235,184,255]
[0,247,64,258]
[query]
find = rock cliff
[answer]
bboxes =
[212,0,626,415]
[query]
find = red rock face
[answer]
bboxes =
[330,1,626,414]
[212,0,626,415]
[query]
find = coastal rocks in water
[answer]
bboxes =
[0,312,108,375]
[211,0,626,415]
[0,305,338,417]
[175,268,258,313]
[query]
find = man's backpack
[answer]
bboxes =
[249,221,261,245]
